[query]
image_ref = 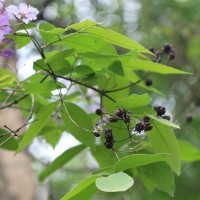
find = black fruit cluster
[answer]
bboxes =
[154,105,171,120]
[149,43,175,63]
[135,116,153,133]
[109,108,131,124]
[104,128,114,149]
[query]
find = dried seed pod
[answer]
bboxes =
[115,108,126,118]
[93,130,101,137]
[162,115,171,121]
[143,116,150,123]
[123,114,131,123]
[104,128,113,140]
[154,106,166,116]
[186,114,193,123]
[135,122,145,133]
[145,79,153,86]
[109,114,119,122]
[168,51,175,60]
[148,47,155,53]
[144,123,153,131]
[162,43,172,54]
[104,141,113,149]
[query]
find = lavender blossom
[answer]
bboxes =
[6,3,39,24]
[0,2,11,41]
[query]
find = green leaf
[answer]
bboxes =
[96,172,134,192]
[75,21,151,54]
[92,166,114,176]
[140,162,175,197]
[16,102,57,153]
[13,33,31,49]
[91,145,119,168]
[39,144,86,181]
[44,49,76,64]
[61,102,95,149]
[178,139,200,162]
[116,93,151,109]
[66,20,99,31]
[147,121,181,175]
[0,68,19,88]
[125,59,191,74]
[114,153,170,172]
[17,22,37,31]
[60,175,100,200]
[148,115,180,129]
[62,33,117,54]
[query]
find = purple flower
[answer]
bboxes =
[0,2,11,41]
[1,48,15,58]
[6,3,39,24]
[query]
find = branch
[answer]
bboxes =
[0,94,29,110]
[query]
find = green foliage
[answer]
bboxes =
[0,19,194,200]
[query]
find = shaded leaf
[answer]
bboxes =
[147,121,181,175]
[39,144,86,181]
[16,102,57,153]
[60,175,99,200]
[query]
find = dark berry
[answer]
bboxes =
[162,115,171,121]
[115,108,126,118]
[93,130,101,137]
[162,43,172,54]
[145,79,152,86]
[109,114,119,122]
[95,108,103,115]
[154,106,166,116]
[144,123,153,131]
[135,122,144,132]
[168,51,175,60]
[143,116,150,123]
[186,114,193,123]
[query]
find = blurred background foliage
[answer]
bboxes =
[11,0,200,199]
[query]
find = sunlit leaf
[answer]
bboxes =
[96,172,134,192]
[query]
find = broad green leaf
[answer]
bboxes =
[148,115,180,129]
[39,144,86,181]
[0,68,19,88]
[114,153,170,172]
[66,20,99,31]
[92,166,114,175]
[61,102,95,149]
[178,139,200,162]
[125,59,191,74]
[96,172,134,192]
[124,68,164,95]
[147,121,181,175]
[16,102,57,153]
[38,23,58,44]
[62,33,117,54]
[91,145,119,168]
[140,162,175,196]
[78,22,151,54]
[60,175,100,200]
[116,93,151,110]
[108,61,124,77]
[44,49,76,64]
[17,22,37,31]
[12,33,31,49]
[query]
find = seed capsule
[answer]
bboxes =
[95,108,103,115]
[104,141,113,149]
[154,106,166,116]
[145,79,153,86]
[135,122,144,133]
[93,130,101,137]
[143,116,150,123]
[109,114,119,122]
[162,115,171,121]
